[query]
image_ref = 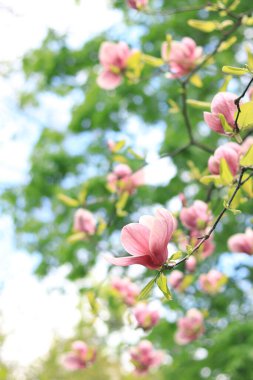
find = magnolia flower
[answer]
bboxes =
[107,164,144,194]
[199,269,227,294]
[61,341,96,371]
[127,0,148,10]
[74,208,96,235]
[97,42,133,90]
[185,256,197,273]
[175,309,205,345]
[162,37,203,78]
[228,228,253,255]
[130,340,164,375]
[168,270,184,291]
[204,92,239,135]
[179,231,215,260]
[208,142,241,176]
[111,277,139,306]
[106,208,177,269]
[180,200,212,231]
[133,303,160,330]
[240,136,253,156]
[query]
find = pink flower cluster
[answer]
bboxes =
[127,0,148,10]
[175,309,205,345]
[204,92,238,135]
[228,228,253,255]
[162,37,203,78]
[130,340,164,375]
[199,269,227,294]
[107,164,144,194]
[168,270,184,291]
[180,200,212,231]
[107,208,177,270]
[208,137,253,177]
[74,208,96,235]
[111,277,139,306]
[97,42,133,90]
[133,303,160,330]
[62,341,96,371]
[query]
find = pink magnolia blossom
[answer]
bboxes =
[106,208,177,270]
[204,92,239,135]
[127,0,148,10]
[186,256,197,273]
[228,228,253,255]
[161,37,203,78]
[61,341,96,371]
[240,136,253,156]
[168,270,184,291]
[111,277,139,306]
[180,200,212,231]
[179,231,215,260]
[97,42,133,90]
[133,303,160,330]
[107,164,144,194]
[175,309,205,345]
[199,269,227,294]
[74,208,96,235]
[130,340,164,375]
[208,142,241,176]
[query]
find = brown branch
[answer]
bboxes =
[164,166,249,270]
[234,77,253,133]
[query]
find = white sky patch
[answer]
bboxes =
[0,0,122,368]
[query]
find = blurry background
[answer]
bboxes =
[0,0,253,379]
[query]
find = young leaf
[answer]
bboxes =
[141,54,164,67]
[218,36,237,52]
[138,278,156,300]
[190,74,203,88]
[218,113,233,133]
[187,99,211,110]
[57,193,79,207]
[67,232,86,243]
[116,191,129,217]
[222,66,249,76]
[200,175,222,186]
[188,19,217,32]
[169,251,183,261]
[236,102,253,131]
[156,272,172,300]
[220,158,234,185]
[240,145,253,167]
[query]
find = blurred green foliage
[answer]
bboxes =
[1,0,253,378]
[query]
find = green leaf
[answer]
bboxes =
[111,140,126,153]
[188,19,218,32]
[138,278,156,300]
[218,36,237,52]
[156,272,172,300]
[141,54,164,67]
[190,74,203,88]
[240,145,253,167]
[222,66,249,75]
[67,232,86,243]
[218,113,233,133]
[200,175,222,186]
[116,191,129,217]
[170,251,183,261]
[57,193,79,207]
[220,158,234,185]
[187,99,210,110]
[219,75,232,92]
[236,102,253,131]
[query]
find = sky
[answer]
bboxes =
[0,0,122,369]
[0,0,173,371]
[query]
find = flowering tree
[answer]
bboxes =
[2,0,253,378]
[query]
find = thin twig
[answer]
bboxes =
[164,167,249,269]
[234,77,253,133]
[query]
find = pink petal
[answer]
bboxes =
[105,254,157,269]
[204,112,224,134]
[139,215,155,230]
[97,71,122,90]
[121,223,150,256]
[155,208,177,239]
[149,218,170,266]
